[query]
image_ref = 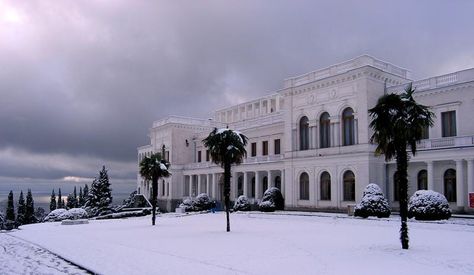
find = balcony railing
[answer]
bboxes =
[417,135,474,150]
[183,154,285,170]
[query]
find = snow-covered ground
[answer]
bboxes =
[8,212,474,275]
[0,233,89,274]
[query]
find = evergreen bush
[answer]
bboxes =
[258,187,284,212]
[408,190,451,220]
[233,195,251,211]
[354,183,391,218]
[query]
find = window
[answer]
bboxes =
[320,112,331,148]
[441,111,456,137]
[342,108,355,146]
[343,171,355,201]
[262,141,268,156]
[299,116,309,150]
[206,150,210,162]
[251,142,257,157]
[421,125,429,139]
[197,151,201,162]
[299,172,309,200]
[263,176,268,193]
[275,176,281,190]
[417,170,428,190]
[393,171,400,201]
[162,181,165,196]
[320,172,331,200]
[237,176,243,196]
[251,177,256,198]
[444,169,456,202]
[274,139,281,155]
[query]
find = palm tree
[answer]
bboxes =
[139,153,171,226]
[369,83,434,249]
[203,128,248,232]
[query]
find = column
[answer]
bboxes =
[206,174,211,194]
[243,172,248,196]
[197,174,202,195]
[268,170,273,188]
[231,172,237,199]
[165,180,169,197]
[456,160,465,207]
[427,161,434,190]
[255,171,260,199]
[355,118,359,144]
[212,173,218,199]
[275,96,280,112]
[188,175,194,197]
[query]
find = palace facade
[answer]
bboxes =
[137,55,474,213]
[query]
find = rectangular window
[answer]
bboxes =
[442,111,456,137]
[206,150,210,162]
[274,139,281,155]
[197,150,202,162]
[262,141,268,156]
[251,142,257,157]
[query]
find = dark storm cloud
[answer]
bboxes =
[1,0,474,184]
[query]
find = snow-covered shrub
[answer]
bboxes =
[354,183,391,218]
[43,208,88,222]
[259,187,284,212]
[178,198,195,212]
[178,194,216,212]
[408,190,451,220]
[194,193,215,211]
[67,208,88,220]
[44,209,69,222]
[259,200,275,212]
[233,195,251,211]
[94,209,150,220]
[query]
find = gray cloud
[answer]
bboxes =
[1,0,474,189]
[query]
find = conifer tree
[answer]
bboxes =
[61,198,65,209]
[83,184,89,206]
[87,166,113,210]
[6,190,15,221]
[17,191,26,225]
[50,189,57,211]
[66,192,77,209]
[57,188,64,209]
[25,189,36,224]
[73,186,78,208]
[78,186,84,207]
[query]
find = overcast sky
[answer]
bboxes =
[1,0,473,195]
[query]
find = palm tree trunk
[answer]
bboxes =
[396,148,409,249]
[152,176,158,226]
[224,161,231,232]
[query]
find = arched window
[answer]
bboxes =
[251,177,256,198]
[444,169,456,202]
[320,172,331,200]
[263,176,268,193]
[237,176,243,196]
[417,170,428,190]
[275,176,281,190]
[299,116,309,150]
[393,171,400,201]
[319,112,331,148]
[342,107,355,146]
[299,172,309,200]
[343,170,355,201]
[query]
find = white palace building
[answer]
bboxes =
[137,55,474,213]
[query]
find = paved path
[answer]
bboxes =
[0,233,90,275]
